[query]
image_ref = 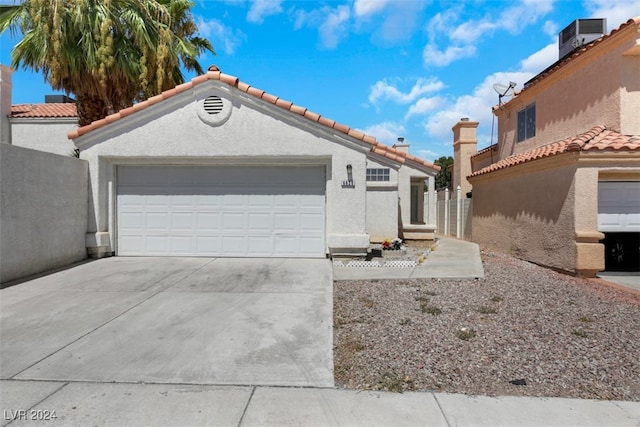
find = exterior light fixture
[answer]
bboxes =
[342,164,355,188]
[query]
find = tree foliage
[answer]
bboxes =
[0,0,214,125]
[434,155,453,191]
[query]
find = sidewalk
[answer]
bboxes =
[2,380,638,426]
[333,236,484,281]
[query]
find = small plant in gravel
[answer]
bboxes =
[422,290,437,296]
[399,317,412,326]
[477,306,498,314]
[421,303,442,315]
[572,329,589,338]
[376,372,414,393]
[457,327,476,340]
[360,296,376,308]
[415,296,430,303]
[344,340,366,352]
[490,295,503,303]
[579,315,595,323]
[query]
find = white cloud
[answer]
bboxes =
[519,42,557,74]
[422,70,535,146]
[422,0,556,68]
[247,0,283,24]
[197,18,247,55]
[542,20,558,37]
[368,78,444,105]
[423,44,476,67]
[359,121,406,146]
[584,0,640,29]
[353,0,390,17]
[318,5,351,49]
[405,96,446,119]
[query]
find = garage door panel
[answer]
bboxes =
[146,236,170,254]
[222,212,246,231]
[248,213,272,231]
[598,182,640,232]
[274,213,298,231]
[171,236,195,254]
[221,236,247,256]
[196,212,219,230]
[117,166,325,257]
[146,213,170,231]
[171,213,195,231]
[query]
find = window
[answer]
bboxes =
[517,103,536,142]
[366,168,390,182]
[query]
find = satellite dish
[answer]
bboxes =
[493,82,517,97]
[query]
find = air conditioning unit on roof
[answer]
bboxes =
[559,18,607,60]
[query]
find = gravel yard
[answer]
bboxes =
[333,248,640,401]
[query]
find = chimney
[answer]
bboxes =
[452,118,479,196]
[0,65,12,144]
[392,136,410,153]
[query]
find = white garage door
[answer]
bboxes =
[117,165,326,257]
[598,181,640,232]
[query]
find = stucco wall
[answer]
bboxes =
[11,120,78,156]
[0,144,88,283]
[470,157,579,273]
[76,81,371,255]
[366,187,399,242]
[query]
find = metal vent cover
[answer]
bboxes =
[203,95,224,115]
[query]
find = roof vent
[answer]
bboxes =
[203,96,224,115]
[559,19,606,60]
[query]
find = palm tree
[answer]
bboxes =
[0,0,214,126]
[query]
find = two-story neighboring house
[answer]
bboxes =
[467,17,640,277]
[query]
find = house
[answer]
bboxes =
[462,17,640,277]
[68,66,439,258]
[0,65,78,156]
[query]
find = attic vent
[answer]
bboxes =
[204,96,224,115]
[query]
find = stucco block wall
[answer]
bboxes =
[471,160,579,273]
[11,121,78,156]
[0,144,88,283]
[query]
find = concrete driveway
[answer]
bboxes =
[0,257,334,388]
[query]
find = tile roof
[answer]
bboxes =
[508,17,640,101]
[10,103,77,118]
[67,67,439,172]
[469,126,640,178]
[471,144,498,159]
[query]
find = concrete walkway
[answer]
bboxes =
[2,380,639,426]
[333,236,484,281]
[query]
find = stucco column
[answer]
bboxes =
[574,166,604,277]
[452,118,478,196]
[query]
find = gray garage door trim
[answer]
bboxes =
[116,165,326,257]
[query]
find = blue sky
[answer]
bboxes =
[1,0,639,161]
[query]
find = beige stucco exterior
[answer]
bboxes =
[467,17,640,277]
[452,120,478,196]
[494,18,640,158]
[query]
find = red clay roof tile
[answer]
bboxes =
[469,126,640,178]
[10,103,77,118]
[66,68,439,172]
